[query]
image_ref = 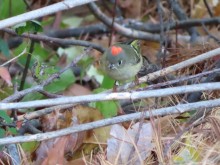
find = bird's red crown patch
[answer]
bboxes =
[111,46,122,56]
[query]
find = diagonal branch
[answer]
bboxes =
[1,82,220,110]
[0,98,220,145]
[0,0,98,29]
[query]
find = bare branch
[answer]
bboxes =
[87,2,161,41]
[1,82,220,110]
[128,17,220,33]
[1,98,220,145]
[0,0,98,29]
[145,68,220,90]
[2,28,105,53]
[17,104,75,121]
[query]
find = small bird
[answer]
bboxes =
[101,40,143,83]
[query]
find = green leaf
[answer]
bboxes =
[41,17,55,27]
[44,69,75,93]
[7,126,17,135]
[0,86,13,100]
[13,20,43,35]
[22,92,43,102]
[86,65,104,85]
[101,75,115,89]
[21,141,39,153]
[0,128,6,150]
[0,38,10,57]
[0,0,26,19]
[0,111,17,135]
[13,42,56,71]
[91,88,118,118]
[95,101,118,118]
[32,61,59,83]
[31,43,54,62]
[13,42,28,64]
[62,16,83,28]
[0,128,6,138]
[0,111,12,123]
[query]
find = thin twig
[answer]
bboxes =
[203,0,214,17]
[202,23,220,43]
[0,48,27,67]
[128,17,220,33]
[2,28,105,53]
[109,0,117,47]
[157,0,166,66]
[144,68,220,90]
[87,2,161,41]
[45,17,220,39]
[17,104,75,121]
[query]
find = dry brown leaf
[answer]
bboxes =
[141,40,160,64]
[191,0,207,18]
[214,2,220,16]
[65,117,85,153]
[35,117,85,164]
[0,66,12,86]
[65,157,86,165]
[118,0,142,18]
[72,105,104,124]
[72,105,110,144]
[41,110,64,131]
[107,122,154,165]
[40,136,68,165]
[63,84,92,96]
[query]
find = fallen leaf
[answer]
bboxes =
[107,122,154,165]
[63,83,92,96]
[72,105,110,144]
[35,117,85,164]
[40,136,68,165]
[0,66,12,86]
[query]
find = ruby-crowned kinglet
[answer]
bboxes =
[101,40,143,82]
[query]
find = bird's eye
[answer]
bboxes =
[118,60,123,66]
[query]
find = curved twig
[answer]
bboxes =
[87,2,161,41]
[2,28,105,53]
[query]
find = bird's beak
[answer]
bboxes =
[108,63,116,70]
